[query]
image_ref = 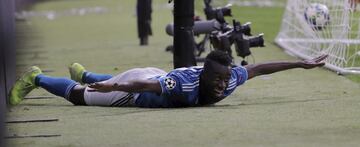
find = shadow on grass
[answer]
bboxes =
[19,97,335,112]
[208,97,335,109]
[20,103,73,107]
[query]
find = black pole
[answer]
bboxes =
[0,0,16,145]
[136,0,152,46]
[173,0,196,68]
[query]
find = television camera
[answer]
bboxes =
[165,0,265,65]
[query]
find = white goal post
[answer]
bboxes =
[275,0,360,74]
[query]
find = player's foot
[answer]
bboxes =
[69,63,86,84]
[9,66,42,106]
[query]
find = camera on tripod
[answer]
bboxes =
[232,20,264,58]
[204,0,232,24]
[164,0,265,65]
[209,20,265,65]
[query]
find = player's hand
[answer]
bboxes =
[300,54,328,69]
[88,82,115,93]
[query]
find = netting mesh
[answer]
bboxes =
[275,0,360,74]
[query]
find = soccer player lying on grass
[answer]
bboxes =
[9,51,328,107]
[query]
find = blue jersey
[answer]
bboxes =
[135,66,248,108]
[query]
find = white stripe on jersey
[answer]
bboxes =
[228,80,236,87]
[182,84,199,89]
[183,89,195,92]
[228,79,236,85]
[182,80,199,86]
[226,79,237,90]
[227,85,236,90]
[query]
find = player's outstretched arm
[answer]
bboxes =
[245,55,328,80]
[88,80,162,94]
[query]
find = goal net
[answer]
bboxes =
[275,0,360,74]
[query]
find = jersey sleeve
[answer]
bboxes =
[232,66,248,86]
[157,75,182,96]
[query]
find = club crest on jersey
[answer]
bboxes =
[164,77,176,90]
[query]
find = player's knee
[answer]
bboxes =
[68,86,87,106]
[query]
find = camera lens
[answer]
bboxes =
[221,7,232,17]
[235,39,251,58]
[249,35,265,47]
[241,24,252,36]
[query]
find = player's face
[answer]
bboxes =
[201,62,231,99]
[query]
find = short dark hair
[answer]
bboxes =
[205,50,232,66]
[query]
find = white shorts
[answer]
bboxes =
[83,67,167,107]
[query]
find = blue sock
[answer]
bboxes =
[35,74,78,99]
[82,71,113,84]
